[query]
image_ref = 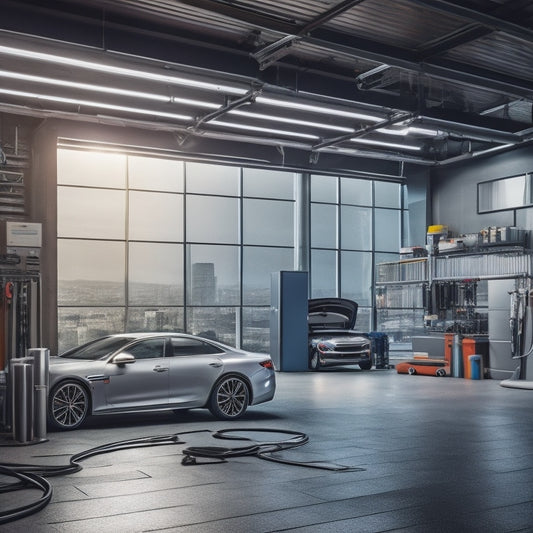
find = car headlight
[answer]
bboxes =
[317,341,334,352]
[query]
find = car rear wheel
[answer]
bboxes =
[209,376,249,420]
[309,349,321,371]
[49,380,90,430]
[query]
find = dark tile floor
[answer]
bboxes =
[1,366,533,532]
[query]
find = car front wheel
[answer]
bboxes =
[49,381,90,430]
[209,376,249,420]
[359,360,372,370]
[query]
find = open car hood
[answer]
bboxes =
[308,298,358,331]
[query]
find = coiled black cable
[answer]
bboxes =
[0,427,363,525]
[182,428,363,472]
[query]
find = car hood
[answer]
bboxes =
[49,356,96,366]
[308,298,358,331]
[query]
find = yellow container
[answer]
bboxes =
[427,224,448,234]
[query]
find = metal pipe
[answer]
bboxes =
[12,362,33,444]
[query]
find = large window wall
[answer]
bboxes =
[57,148,297,353]
[310,175,402,332]
[57,147,406,353]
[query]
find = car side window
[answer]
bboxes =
[125,338,166,360]
[170,337,224,356]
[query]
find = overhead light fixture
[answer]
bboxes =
[0,88,192,121]
[0,69,170,102]
[0,45,247,95]
[349,137,422,151]
[229,109,354,132]
[378,126,438,136]
[0,69,228,110]
[256,96,383,122]
[210,120,319,139]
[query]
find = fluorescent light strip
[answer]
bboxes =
[0,88,192,121]
[349,137,421,151]
[0,70,355,134]
[378,126,438,136]
[0,69,169,101]
[0,69,225,110]
[211,120,319,139]
[229,109,354,132]
[0,45,247,95]
[0,70,356,133]
[256,96,382,122]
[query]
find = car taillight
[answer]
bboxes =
[259,359,274,369]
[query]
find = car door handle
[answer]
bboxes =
[209,361,223,368]
[153,366,169,372]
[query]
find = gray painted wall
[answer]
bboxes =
[431,146,533,236]
[405,164,431,248]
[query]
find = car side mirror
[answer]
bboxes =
[113,353,136,365]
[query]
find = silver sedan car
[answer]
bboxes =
[48,333,276,430]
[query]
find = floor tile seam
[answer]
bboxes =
[50,480,226,503]
[45,502,192,526]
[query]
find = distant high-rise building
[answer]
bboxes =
[144,310,166,330]
[192,263,216,304]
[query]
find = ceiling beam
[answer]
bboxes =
[407,0,533,43]
[174,0,533,100]
[252,0,369,69]
[305,31,533,99]
[418,0,533,57]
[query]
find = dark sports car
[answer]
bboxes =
[48,332,276,430]
[308,298,372,371]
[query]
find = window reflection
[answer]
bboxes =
[243,168,295,199]
[375,181,401,208]
[129,242,183,306]
[242,307,270,353]
[58,239,126,306]
[340,251,372,306]
[129,191,183,242]
[186,162,240,196]
[311,174,338,203]
[58,187,126,240]
[186,307,237,346]
[243,198,294,246]
[341,178,372,206]
[57,148,126,188]
[127,307,184,333]
[341,205,372,250]
[186,245,240,305]
[478,174,531,213]
[186,195,239,244]
[311,249,338,298]
[58,307,126,353]
[375,208,400,252]
[311,204,338,249]
[128,156,184,192]
[243,247,294,305]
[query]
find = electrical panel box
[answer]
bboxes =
[5,222,42,248]
[0,222,42,273]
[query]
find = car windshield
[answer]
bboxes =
[59,336,134,360]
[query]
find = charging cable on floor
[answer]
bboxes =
[0,427,364,525]
[182,428,363,472]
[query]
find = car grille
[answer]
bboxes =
[333,341,370,353]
